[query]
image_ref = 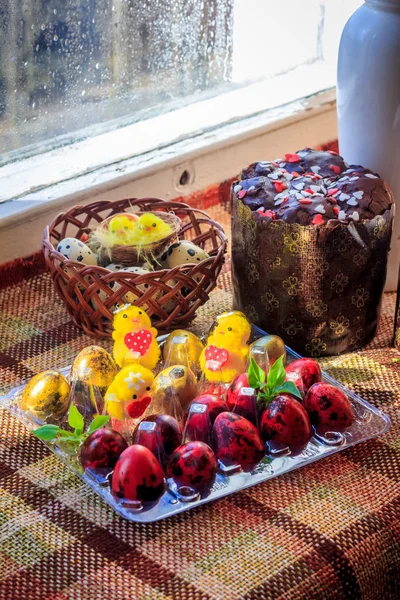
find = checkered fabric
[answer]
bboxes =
[0,183,400,600]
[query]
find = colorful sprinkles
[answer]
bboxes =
[234,149,386,226]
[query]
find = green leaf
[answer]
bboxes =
[266,355,286,390]
[56,436,82,444]
[87,415,110,434]
[56,429,75,437]
[275,381,302,400]
[68,404,84,435]
[248,357,266,389]
[261,456,273,465]
[33,424,60,441]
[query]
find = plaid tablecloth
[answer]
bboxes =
[0,191,399,600]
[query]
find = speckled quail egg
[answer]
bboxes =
[160,241,209,270]
[117,266,153,304]
[57,237,97,266]
[106,263,124,272]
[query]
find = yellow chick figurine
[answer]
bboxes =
[108,214,138,246]
[105,364,154,420]
[130,213,172,246]
[112,304,161,369]
[200,311,252,384]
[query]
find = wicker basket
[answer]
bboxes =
[42,198,227,337]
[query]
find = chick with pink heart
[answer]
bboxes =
[199,311,252,384]
[112,304,160,370]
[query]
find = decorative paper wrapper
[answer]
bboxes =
[395,266,400,351]
[232,193,393,357]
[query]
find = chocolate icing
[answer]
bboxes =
[231,148,394,357]
[234,148,393,226]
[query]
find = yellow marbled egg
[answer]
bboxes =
[152,365,197,413]
[163,330,204,371]
[21,370,70,420]
[71,346,117,394]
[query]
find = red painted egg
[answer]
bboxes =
[260,394,312,454]
[184,394,228,425]
[286,358,322,393]
[134,414,182,455]
[111,445,164,502]
[304,382,355,434]
[212,411,264,468]
[167,441,217,487]
[227,373,249,409]
[80,428,128,470]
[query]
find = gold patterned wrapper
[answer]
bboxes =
[231,192,393,357]
[395,266,400,351]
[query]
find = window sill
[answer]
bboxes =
[0,69,337,262]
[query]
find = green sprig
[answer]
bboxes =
[248,355,302,409]
[33,405,110,446]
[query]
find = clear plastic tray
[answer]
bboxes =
[0,327,390,523]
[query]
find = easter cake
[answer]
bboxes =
[231,148,394,356]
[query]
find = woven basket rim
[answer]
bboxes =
[43,199,227,267]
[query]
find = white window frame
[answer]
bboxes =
[0,62,338,264]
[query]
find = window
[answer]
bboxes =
[1,0,361,169]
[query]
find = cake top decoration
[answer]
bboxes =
[233,148,393,226]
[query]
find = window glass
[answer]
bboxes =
[0,0,362,165]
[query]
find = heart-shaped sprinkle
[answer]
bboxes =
[285,153,301,163]
[274,181,287,193]
[310,166,321,174]
[301,191,311,197]
[312,214,324,225]
[315,204,326,214]
[365,173,378,179]
[283,173,294,181]
[279,163,286,168]
[233,184,242,193]
[258,161,270,168]
[338,176,349,182]
[124,330,152,356]
[339,193,351,202]
[268,172,281,180]
[205,345,229,370]
[329,164,341,174]
[293,182,305,191]
[347,197,358,206]
[310,185,321,193]
[237,190,247,199]
[350,211,360,221]
[353,190,364,199]
[291,171,300,178]
[299,198,312,205]
[333,206,339,216]
[349,176,359,182]
[338,210,347,220]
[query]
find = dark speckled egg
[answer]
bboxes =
[80,428,128,470]
[167,441,217,487]
[111,445,164,502]
[260,394,312,454]
[212,412,264,468]
[304,382,355,435]
[285,358,322,394]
